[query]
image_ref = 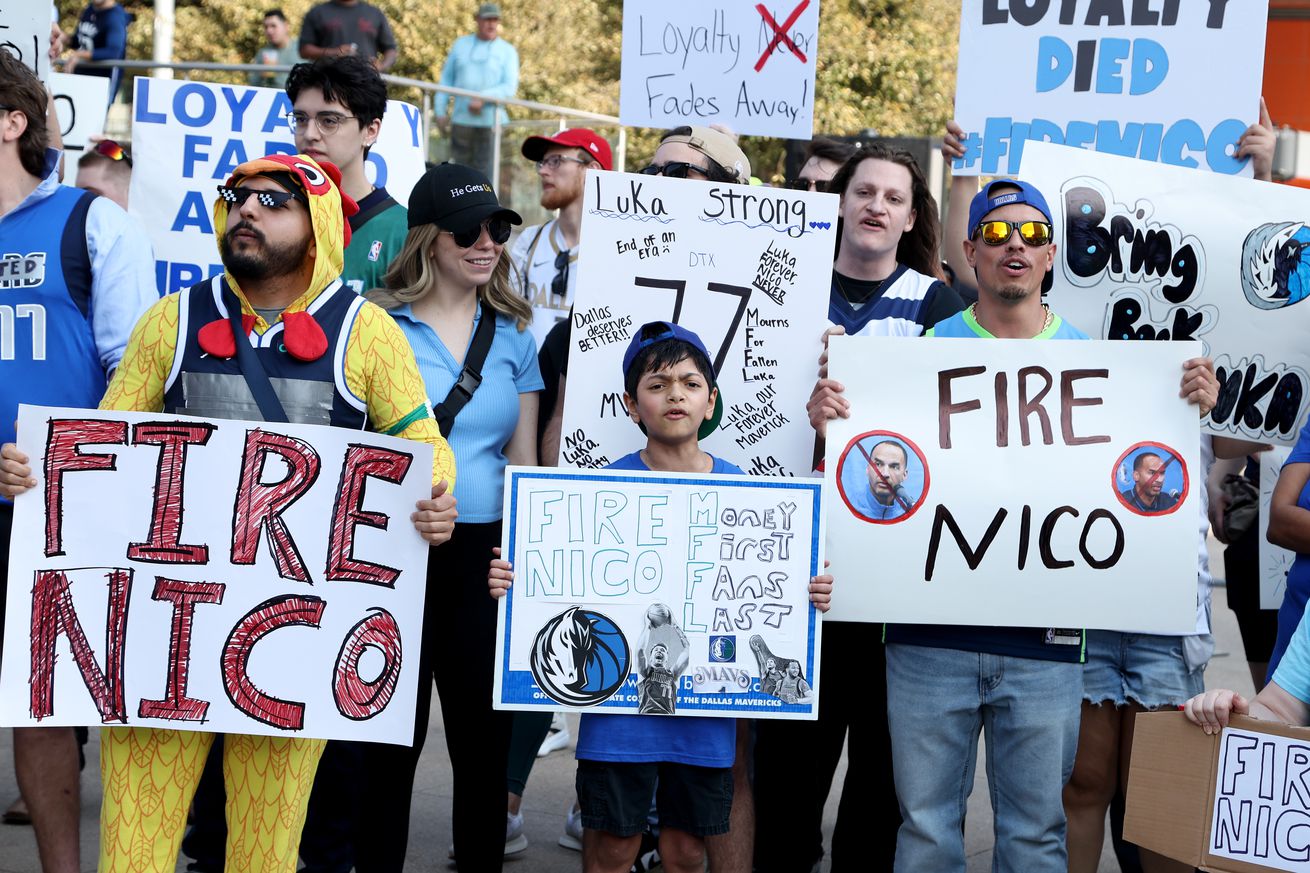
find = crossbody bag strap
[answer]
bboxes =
[226,283,289,423]
[432,300,497,437]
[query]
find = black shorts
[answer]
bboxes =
[575,758,733,838]
[0,501,10,670]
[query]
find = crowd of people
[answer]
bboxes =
[1,9,1309,873]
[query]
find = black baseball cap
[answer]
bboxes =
[406,162,522,232]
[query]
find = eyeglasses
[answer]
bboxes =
[640,161,710,180]
[216,185,299,210]
[536,154,590,171]
[973,219,1053,247]
[286,111,358,136]
[94,139,132,167]
[786,178,829,193]
[551,249,571,299]
[442,218,512,248]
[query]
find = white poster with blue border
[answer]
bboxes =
[494,466,824,720]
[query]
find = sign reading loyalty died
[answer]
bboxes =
[1022,141,1310,447]
[558,169,836,478]
[952,0,1267,176]
[0,405,434,745]
[823,335,1201,633]
[619,0,821,138]
[494,467,824,719]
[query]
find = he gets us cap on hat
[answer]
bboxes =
[406,162,522,232]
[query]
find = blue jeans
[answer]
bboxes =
[885,644,1082,873]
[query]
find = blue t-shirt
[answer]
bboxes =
[391,305,543,522]
[1267,421,1310,678]
[574,451,742,768]
[1273,599,1310,703]
[75,3,129,102]
[883,306,1091,663]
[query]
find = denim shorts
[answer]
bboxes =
[1082,630,1209,708]
[576,759,733,838]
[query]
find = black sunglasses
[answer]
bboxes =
[551,249,570,299]
[443,217,512,248]
[216,185,299,210]
[786,178,829,193]
[640,161,710,180]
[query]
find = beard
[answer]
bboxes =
[540,173,584,211]
[220,221,311,282]
[994,282,1032,302]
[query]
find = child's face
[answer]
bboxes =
[624,358,717,449]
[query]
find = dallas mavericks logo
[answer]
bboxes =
[530,607,629,706]
[709,635,736,663]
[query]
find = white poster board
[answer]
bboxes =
[1260,447,1295,610]
[50,71,109,153]
[1022,141,1310,448]
[619,0,820,138]
[1,404,434,745]
[128,77,426,295]
[1210,727,1310,872]
[952,0,1266,177]
[559,169,836,477]
[823,335,1200,632]
[494,467,823,719]
[0,0,51,80]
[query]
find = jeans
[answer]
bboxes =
[885,643,1082,873]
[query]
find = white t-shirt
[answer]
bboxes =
[509,219,581,348]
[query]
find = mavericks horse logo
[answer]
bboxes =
[530,607,630,706]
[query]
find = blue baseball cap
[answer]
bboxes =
[621,321,724,440]
[966,179,1054,239]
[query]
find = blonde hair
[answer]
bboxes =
[367,224,533,330]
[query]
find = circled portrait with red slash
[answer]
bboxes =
[835,430,930,525]
[1113,441,1189,517]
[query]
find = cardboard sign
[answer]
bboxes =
[1021,141,1310,448]
[50,71,109,153]
[494,467,824,719]
[1260,447,1296,610]
[618,0,820,138]
[128,77,426,296]
[0,404,434,745]
[1,0,51,81]
[558,169,836,477]
[823,335,1201,632]
[952,0,1266,176]
[1127,711,1310,873]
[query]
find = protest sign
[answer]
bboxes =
[494,466,823,719]
[1126,712,1310,873]
[50,71,109,153]
[1021,141,1310,448]
[618,0,820,139]
[1,0,51,80]
[0,404,434,745]
[952,0,1266,177]
[1260,447,1295,610]
[823,335,1200,632]
[128,77,426,296]
[557,169,836,477]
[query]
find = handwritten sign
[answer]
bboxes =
[1261,447,1295,610]
[494,467,823,719]
[50,72,109,153]
[618,0,821,138]
[1210,726,1310,872]
[0,404,434,745]
[823,335,1200,632]
[952,0,1266,176]
[1,0,51,81]
[1020,141,1310,447]
[128,78,425,296]
[558,169,835,477]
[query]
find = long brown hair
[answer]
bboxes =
[829,143,944,281]
[367,224,533,330]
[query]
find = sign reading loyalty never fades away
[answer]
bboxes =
[0,405,434,745]
[494,467,824,720]
[823,336,1201,634]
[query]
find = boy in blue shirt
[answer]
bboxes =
[490,321,833,872]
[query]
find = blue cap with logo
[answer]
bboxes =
[621,321,724,440]
[966,179,1054,239]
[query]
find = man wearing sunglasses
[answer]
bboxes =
[74,139,132,210]
[788,137,855,193]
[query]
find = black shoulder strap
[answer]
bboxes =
[433,300,495,437]
[349,192,399,232]
[60,189,98,321]
[225,281,289,423]
[520,224,547,298]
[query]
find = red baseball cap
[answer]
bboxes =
[521,128,613,171]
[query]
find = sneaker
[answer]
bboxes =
[447,813,528,861]
[536,713,571,757]
[558,804,583,851]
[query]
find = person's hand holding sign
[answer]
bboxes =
[1180,357,1219,416]
[1236,97,1276,183]
[412,479,457,546]
[488,547,513,599]
[807,326,851,439]
[0,440,34,499]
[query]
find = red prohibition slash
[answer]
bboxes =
[755,0,809,73]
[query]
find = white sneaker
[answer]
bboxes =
[558,804,583,851]
[447,813,529,861]
[537,713,571,757]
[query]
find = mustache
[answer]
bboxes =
[225,221,266,246]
